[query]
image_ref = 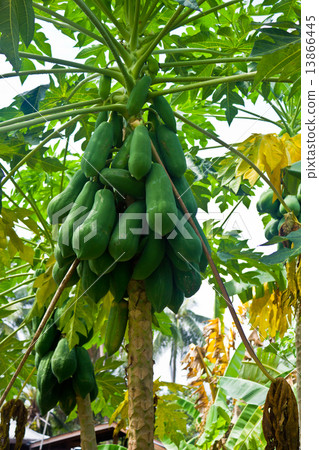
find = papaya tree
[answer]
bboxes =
[0,0,301,449]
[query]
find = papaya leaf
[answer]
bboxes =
[17,0,35,47]
[0,0,20,71]
[19,84,50,115]
[251,27,301,57]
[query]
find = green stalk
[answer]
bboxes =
[138,0,160,32]
[0,98,102,129]
[149,72,258,97]
[153,47,237,56]
[174,111,291,212]
[15,51,123,80]
[73,0,134,89]
[152,75,291,84]
[66,74,99,102]
[259,90,293,136]
[236,107,283,128]
[1,115,81,186]
[0,273,33,282]
[219,196,245,230]
[0,104,126,133]
[60,136,70,193]
[0,277,37,297]
[5,263,31,275]
[91,0,130,41]
[133,5,185,78]
[290,95,301,131]
[0,322,26,348]
[130,0,141,51]
[159,56,261,68]
[33,3,105,43]
[0,68,88,79]
[0,295,35,310]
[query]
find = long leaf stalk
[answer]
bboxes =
[133,5,185,78]
[0,68,89,79]
[73,0,134,89]
[60,136,70,193]
[149,72,258,97]
[5,263,31,275]
[138,0,161,33]
[153,48,254,57]
[0,273,33,282]
[159,56,261,68]
[91,0,130,41]
[174,111,291,212]
[130,0,141,51]
[33,2,105,43]
[1,115,82,186]
[0,295,35,311]
[0,277,37,297]
[0,104,126,134]
[0,98,102,129]
[236,106,283,129]
[168,0,207,30]
[35,13,84,34]
[0,322,26,348]
[152,75,292,85]
[149,139,276,384]
[0,259,80,408]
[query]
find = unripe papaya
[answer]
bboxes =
[127,75,152,116]
[156,125,187,177]
[110,111,123,148]
[167,210,202,264]
[132,231,165,280]
[279,195,300,217]
[128,125,152,180]
[173,263,202,298]
[52,261,80,288]
[167,284,184,314]
[35,318,60,358]
[58,379,76,415]
[72,346,95,399]
[54,244,74,268]
[51,338,77,383]
[81,122,113,177]
[172,175,197,215]
[89,250,117,276]
[108,200,146,262]
[112,133,133,170]
[166,243,190,272]
[95,110,109,129]
[192,216,211,273]
[105,299,129,356]
[146,163,178,236]
[98,75,111,100]
[58,181,100,258]
[37,351,59,414]
[47,170,87,224]
[264,219,280,241]
[145,257,173,313]
[110,261,132,302]
[78,260,110,303]
[99,168,145,199]
[256,190,281,219]
[153,96,176,133]
[72,189,116,260]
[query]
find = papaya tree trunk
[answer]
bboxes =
[76,394,97,450]
[127,280,154,450]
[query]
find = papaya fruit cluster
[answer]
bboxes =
[46,74,210,354]
[34,310,97,416]
[256,185,301,242]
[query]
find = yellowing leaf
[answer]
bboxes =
[281,133,301,163]
[19,244,34,265]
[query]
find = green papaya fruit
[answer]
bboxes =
[35,318,60,358]
[153,95,176,133]
[148,109,161,132]
[128,124,152,180]
[264,219,280,241]
[58,379,76,415]
[173,263,202,298]
[54,244,74,268]
[78,260,110,303]
[51,338,77,383]
[127,75,152,116]
[144,257,173,313]
[146,163,178,236]
[166,243,191,272]
[47,170,87,224]
[279,195,301,217]
[108,200,145,262]
[112,133,133,170]
[52,261,80,288]
[105,299,129,357]
[167,284,184,314]
[89,250,117,276]
[99,168,145,199]
[37,351,59,414]
[256,190,281,219]
[81,122,113,177]
[132,231,165,280]
[58,181,100,258]
[192,216,211,273]
[110,261,132,302]
[172,175,197,215]
[95,110,109,129]
[98,75,111,100]
[72,189,116,260]
[35,352,41,369]
[156,125,187,177]
[72,346,96,399]
[110,111,124,148]
[167,210,202,264]
[297,184,301,202]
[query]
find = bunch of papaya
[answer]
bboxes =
[43,75,212,379]
[256,183,301,244]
